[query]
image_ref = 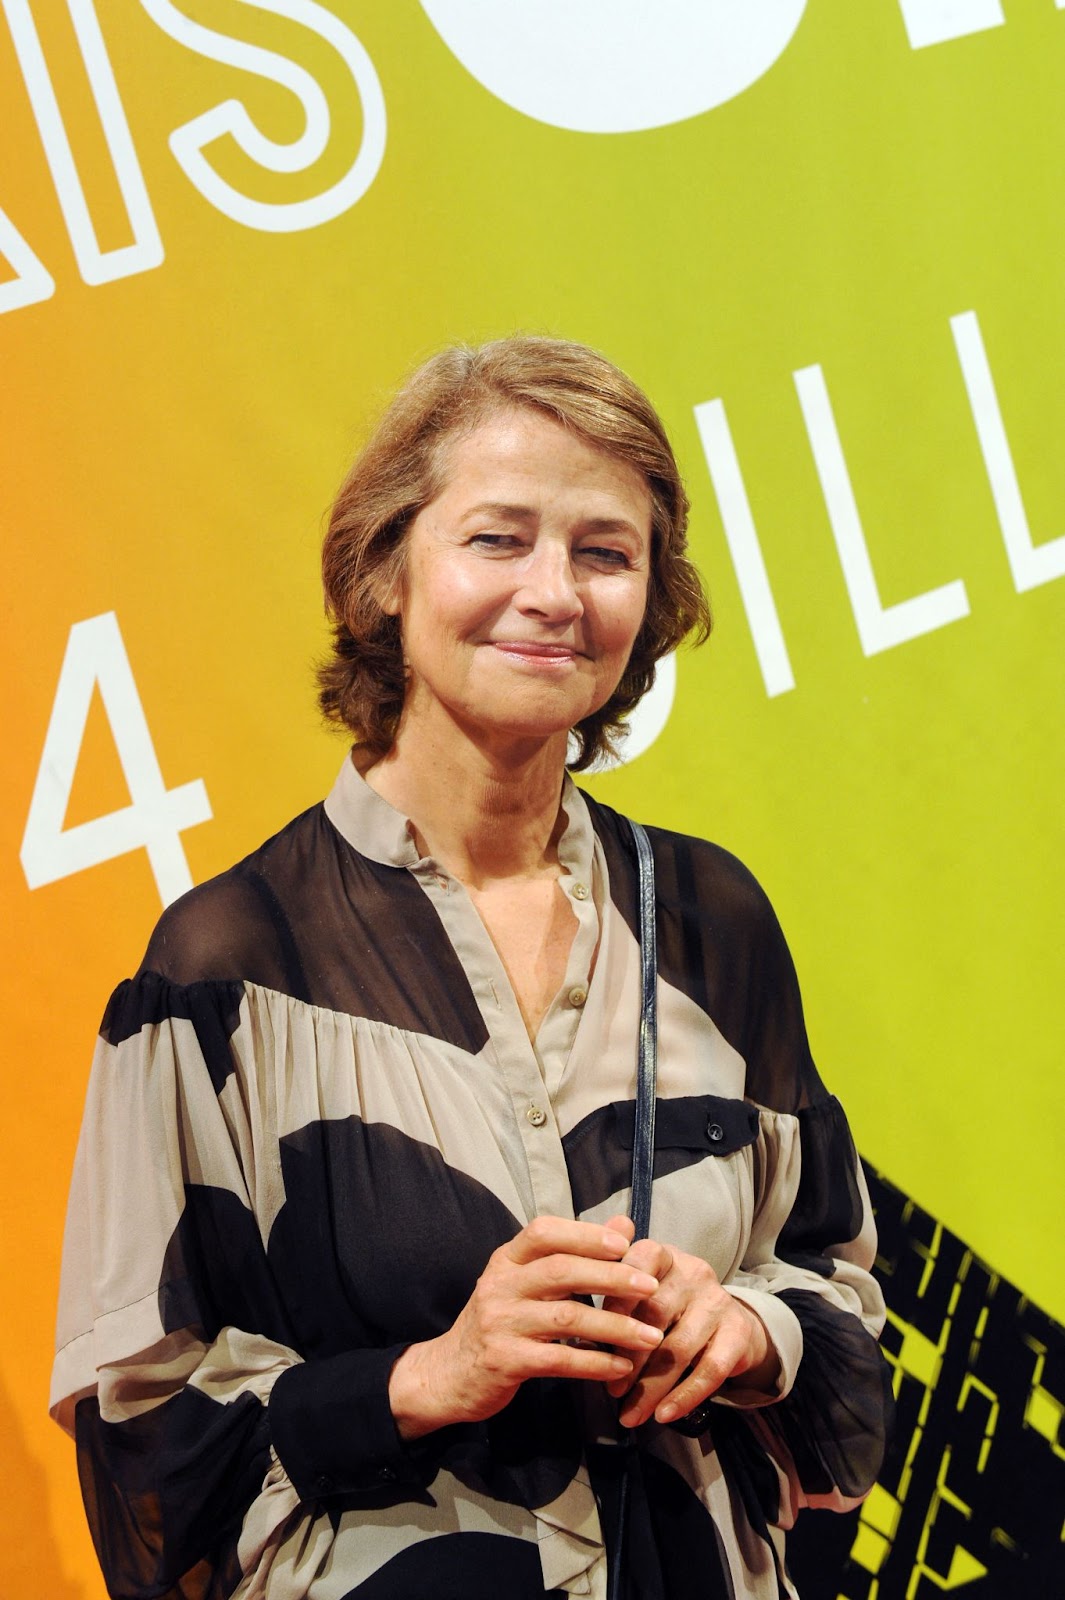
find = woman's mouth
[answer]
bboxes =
[489,641,581,664]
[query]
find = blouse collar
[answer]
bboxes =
[323,748,597,886]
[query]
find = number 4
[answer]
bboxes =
[21,612,211,907]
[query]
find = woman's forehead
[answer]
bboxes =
[430,404,653,521]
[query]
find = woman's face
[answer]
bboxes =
[387,406,653,751]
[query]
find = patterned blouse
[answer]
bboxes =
[52,754,893,1600]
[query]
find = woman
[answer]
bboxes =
[52,337,893,1600]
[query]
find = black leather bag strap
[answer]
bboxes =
[627,817,658,1241]
[609,818,659,1600]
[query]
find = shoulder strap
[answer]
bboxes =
[610,818,659,1600]
[627,818,657,1242]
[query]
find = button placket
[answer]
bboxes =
[415,866,557,1207]
[539,833,602,1102]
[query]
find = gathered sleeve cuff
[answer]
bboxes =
[269,1345,446,1501]
[714,1098,893,1518]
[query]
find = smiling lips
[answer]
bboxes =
[489,641,581,663]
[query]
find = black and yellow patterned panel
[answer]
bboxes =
[787,1164,1065,1599]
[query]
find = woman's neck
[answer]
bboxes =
[362,718,571,889]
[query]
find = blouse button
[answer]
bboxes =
[706,1120,725,1143]
[526,1105,548,1128]
[568,986,588,1008]
[571,881,589,900]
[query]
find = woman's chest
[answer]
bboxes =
[466,877,580,1039]
[236,960,757,1350]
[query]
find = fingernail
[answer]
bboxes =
[656,1403,677,1422]
[630,1273,658,1294]
[603,1230,629,1252]
[638,1324,664,1344]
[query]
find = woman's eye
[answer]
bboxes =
[470,532,521,551]
[582,546,630,568]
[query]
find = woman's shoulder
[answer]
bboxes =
[580,790,777,931]
[134,802,331,990]
[581,790,823,1106]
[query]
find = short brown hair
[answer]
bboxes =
[318,336,711,769]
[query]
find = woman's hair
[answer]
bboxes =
[318,335,711,769]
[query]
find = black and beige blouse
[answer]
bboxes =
[52,754,892,1600]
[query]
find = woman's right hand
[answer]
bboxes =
[387,1215,664,1439]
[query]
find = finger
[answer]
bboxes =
[619,1238,674,1281]
[518,1255,659,1303]
[601,1279,686,1357]
[604,1346,653,1398]
[603,1214,636,1245]
[647,1296,771,1421]
[618,1307,720,1427]
[514,1341,636,1385]
[599,1307,670,1392]
[506,1217,635,1266]
[522,1300,666,1352]
[600,1286,674,1326]
[599,1243,676,1321]
[601,1298,675,1400]
[654,1323,750,1423]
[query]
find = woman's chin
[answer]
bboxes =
[401,680,607,754]
[453,701,589,752]
[474,717,578,751]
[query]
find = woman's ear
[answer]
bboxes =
[376,573,403,618]
[372,544,407,619]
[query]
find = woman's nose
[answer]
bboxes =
[516,543,584,620]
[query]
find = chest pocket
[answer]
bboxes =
[563,1094,759,1215]
[616,1093,759,1180]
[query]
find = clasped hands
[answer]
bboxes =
[388,1214,780,1441]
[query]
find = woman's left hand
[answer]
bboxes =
[599,1223,782,1428]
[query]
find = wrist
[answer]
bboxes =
[729,1300,781,1394]
[388,1339,453,1440]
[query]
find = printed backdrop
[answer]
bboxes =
[2,4,1063,1596]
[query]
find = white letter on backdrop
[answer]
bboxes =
[140,0,386,232]
[21,613,211,908]
[2,0,163,286]
[793,363,970,655]
[952,309,1065,592]
[596,655,677,771]
[419,0,807,134]
[0,206,55,314]
[693,398,795,697]
[897,0,1004,50]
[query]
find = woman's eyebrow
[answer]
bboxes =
[578,516,644,539]
[460,500,539,524]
